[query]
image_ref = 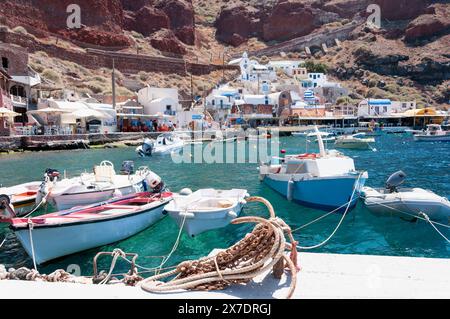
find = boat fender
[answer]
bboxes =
[113,188,123,198]
[239,199,247,205]
[287,178,294,201]
[179,188,193,196]
[228,211,238,219]
[179,212,195,219]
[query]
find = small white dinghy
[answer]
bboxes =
[363,171,450,222]
[0,182,42,216]
[164,188,249,237]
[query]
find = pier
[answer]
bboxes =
[1,253,448,299]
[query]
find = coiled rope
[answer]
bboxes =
[139,196,299,299]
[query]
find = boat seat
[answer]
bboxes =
[94,165,116,183]
[217,200,233,208]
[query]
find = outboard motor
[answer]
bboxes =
[120,161,135,175]
[0,194,15,219]
[143,171,164,193]
[136,138,154,157]
[45,168,60,182]
[386,171,406,193]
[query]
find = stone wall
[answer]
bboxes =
[0,42,29,76]
[0,29,238,76]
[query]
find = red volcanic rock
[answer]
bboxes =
[214,5,261,46]
[149,29,187,55]
[60,27,132,47]
[157,0,194,30]
[174,26,195,45]
[321,0,372,18]
[374,0,431,20]
[124,6,169,36]
[405,4,450,43]
[262,1,315,42]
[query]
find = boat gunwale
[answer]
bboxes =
[9,196,171,231]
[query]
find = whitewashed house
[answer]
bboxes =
[137,86,181,116]
[358,99,416,117]
[238,52,276,82]
[268,60,306,78]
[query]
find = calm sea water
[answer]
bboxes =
[0,133,448,276]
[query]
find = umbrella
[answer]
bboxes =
[0,107,20,118]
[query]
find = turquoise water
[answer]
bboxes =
[0,133,448,276]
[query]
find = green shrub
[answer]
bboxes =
[41,69,61,84]
[304,60,328,73]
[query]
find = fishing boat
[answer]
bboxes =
[413,124,450,142]
[259,127,368,212]
[164,188,249,236]
[136,133,185,156]
[362,171,450,222]
[0,192,172,264]
[0,182,42,217]
[41,161,164,211]
[334,133,376,150]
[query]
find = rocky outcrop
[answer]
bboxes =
[214,5,262,46]
[215,0,340,46]
[398,57,450,84]
[149,29,187,55]
[262,1,316,41]
[374,0,431,20]
[124,6,170,37]
[320,0,371,18]
[354,45,409,75]
[404,4,450,43]
[123,0,195,44]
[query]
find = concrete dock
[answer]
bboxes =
[1,252,448,299]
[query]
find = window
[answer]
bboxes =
[383,106,387,113]
[1,57,8,69]
[212,100,215,106]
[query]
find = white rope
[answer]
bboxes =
[27,219,38,271]
[0,236,6,249]
[98,249,125,285]
[296,173,361,250]
[156,213,187,273]
[419,212,450,244]
[22,192,49,218]
[291,196,359,233]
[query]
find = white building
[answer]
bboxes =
[238,52,276,83]
[358,99,417,117]
[268,60,306,78]
[137,86,181,116]
[307,73,328,88]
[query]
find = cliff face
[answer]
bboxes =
[0,0,448,106]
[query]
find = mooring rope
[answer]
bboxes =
[419,212,450,244]
[27,219,38,271]
[296,173,362,250]
[139,197,299,299]
[0,236,6,250]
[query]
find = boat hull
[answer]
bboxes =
[263,174,367,212]
[13,203,167,264]
[167,203,244,237]
[50,184,141,211]
[413,135,450,142]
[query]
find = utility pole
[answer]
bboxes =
[112,58,116,110]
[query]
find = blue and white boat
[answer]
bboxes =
[259,127,368,212]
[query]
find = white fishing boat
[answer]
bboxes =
[413,124,450,142]
[41,161,164,211]
[0,182,42,216]
[362,171,450,222]
[136,133,185,156]
[0,192,172,264]
[259,126,368,212]
[334,133,376,150]
[164,188,249,237]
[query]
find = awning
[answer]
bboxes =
[0,107,20,118]
[71,109,109,119]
